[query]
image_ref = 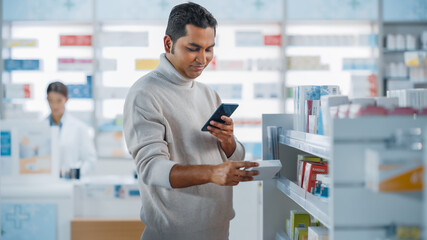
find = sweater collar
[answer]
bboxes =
[156,53,194,88]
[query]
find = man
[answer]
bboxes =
[123,3,259,240]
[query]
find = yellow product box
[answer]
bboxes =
[290,210,311,240]
[308,226,328,240]
[365,149,423,192]
[135,59,160,70]
[396,225,421,239]
[4,39,38,47]
[295,227,308,240]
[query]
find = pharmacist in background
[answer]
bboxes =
[47,81,97,178]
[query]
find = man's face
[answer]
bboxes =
[165,24,215,79]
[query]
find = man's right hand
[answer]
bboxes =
[210,161,259,186]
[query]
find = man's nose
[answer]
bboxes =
[196,51,207,65]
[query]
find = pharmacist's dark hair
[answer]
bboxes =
[47,81,68,98]
[166,2,217,52]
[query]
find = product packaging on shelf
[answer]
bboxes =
[98,31,149,47]
[375,97,399,110]
[297,154,324,188]
[365,149,423,192]
[295,227,309,240]
[342,97,376,118]
[294,85,339,133]
[4,84,33,99]
[294,86,319,132]
[308,226,329,240]
[303,162,328,193]
[98,59,117,71]
[4,59,40,71]
[58,58,93,71]
[320,95,349,135]
[306,100,320,134]
[314,174,329,198]
[66,76,93,99]
[396,225,421,239]
[290,210,311,240]
[387,89,427,112]
[4,38,38,47]
[266,126,281,160]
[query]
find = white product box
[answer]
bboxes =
[350,97,376,106]
[4,83,33,98]
[375,97,398,110]
[387,80,414,91]
[320,95,349,135]
[98,32,148,47]
[97,87,129,99]
[98,59,117,71]
[246,160,282,181]
[308,226,329,240]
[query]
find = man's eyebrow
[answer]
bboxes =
[188,42,216,48]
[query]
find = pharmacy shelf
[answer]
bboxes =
[275,231,290,240]
[276,177,330,229]
[279,130,331,160]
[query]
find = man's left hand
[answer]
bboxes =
[207,115,236,157]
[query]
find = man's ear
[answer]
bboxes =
[164,35,172,53]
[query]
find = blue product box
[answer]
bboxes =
[1,131,12,157]
[4,59,39,71]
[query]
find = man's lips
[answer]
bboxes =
[192,65,205,71]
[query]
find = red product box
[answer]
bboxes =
[23,84,31,98]
[264,34,281,46]
[60,35,92,46]
[387,107,417,116]
[303,162,328,192]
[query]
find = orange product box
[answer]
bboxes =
[302,162,328,192]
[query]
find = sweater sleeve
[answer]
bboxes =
[227,137,245,161]
[123,91,176,189]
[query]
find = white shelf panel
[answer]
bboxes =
[279,130,331,160]
[276,231,290,240]
[276,177,330,229]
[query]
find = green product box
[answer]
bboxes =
[297,154,324,162]
[290,210,311,240]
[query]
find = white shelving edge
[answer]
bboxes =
[276,231,290,240]
[276,177,329,228]
[279,130,331,159]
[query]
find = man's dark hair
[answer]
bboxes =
[166,2,217,53]
[47,81,68,98]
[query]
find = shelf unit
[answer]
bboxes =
[1,1,285,162]
[275,231,290,240]
[276,177,329,228]
[262,114,426,240]
[381,21,427,94]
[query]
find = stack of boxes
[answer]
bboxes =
[293,85,340,135]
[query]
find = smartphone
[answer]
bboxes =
[201,103,239,131]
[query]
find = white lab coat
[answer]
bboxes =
[53,113,97,176]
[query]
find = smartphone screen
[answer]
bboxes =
[201,103,239,131]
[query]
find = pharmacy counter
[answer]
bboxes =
[0,176,141,240]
